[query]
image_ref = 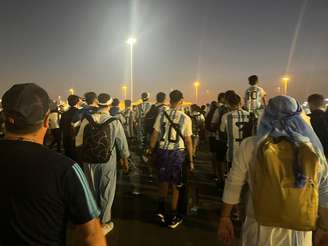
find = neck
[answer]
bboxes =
[170,103,178,109]
[99,107,109,113]
[5,131,44,145]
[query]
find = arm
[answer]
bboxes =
[115,122,130,172]
[218,138,252,242]
[184,135,194,172]
[149,129,160,151]
[69,219,106,246]
[182,117,194,172]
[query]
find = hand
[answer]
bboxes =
[218,217,234,243]
[120,159,129,174]
[315,227,328,246]
[189,162,195,174]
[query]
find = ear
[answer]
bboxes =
[43,113,50,129]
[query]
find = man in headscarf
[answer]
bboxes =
[218,96,328,246]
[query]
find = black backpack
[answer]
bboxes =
[80,115,117,164]
[144,104,163,134]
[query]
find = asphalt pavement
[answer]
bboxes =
[107,144,241,246]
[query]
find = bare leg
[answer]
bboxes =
[171,185,180,212]
[160,182,169,201]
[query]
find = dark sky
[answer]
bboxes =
[1,0,327,103]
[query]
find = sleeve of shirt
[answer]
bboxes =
[211,109,219,124]
[64,163,100,224]
[75,119,88,147]
[153,114,162,132]
[182,116,193,137]
[222,138,253,204]
[114,121,130,159]
[220,113,228,132]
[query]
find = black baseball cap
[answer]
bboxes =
[2,83,50,132]
[169,90,184,103]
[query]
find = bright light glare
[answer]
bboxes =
[282,76,290,82]
[126,37,137,45]
[193,81,200,88]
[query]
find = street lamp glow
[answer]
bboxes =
[126,37,137,102]
[193,81,200,88]
[122,85,128,100]
[69,88,74,95]
[193,81,201,104]
[281,76,290,95]
[126,37,137,45]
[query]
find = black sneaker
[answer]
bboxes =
[168,215,183,229]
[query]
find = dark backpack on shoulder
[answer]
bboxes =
[144,104,163,134]
[241,112,258,139]
[80,115,117,164]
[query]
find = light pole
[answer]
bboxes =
[126,37,136,102]
[193,81,200,104]
[282,76,290,95]
[122,86,128,100]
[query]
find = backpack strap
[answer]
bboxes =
[163,110,185,142]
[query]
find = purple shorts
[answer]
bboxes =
[155,149,186,185]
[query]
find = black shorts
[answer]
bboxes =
[216,140,227,162]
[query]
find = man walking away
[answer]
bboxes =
[144,92,167,136]
[122,99,135,142]
[189,104,205,159]
[218,96,328,246]
[110,98,125,123]
[210,93,228,185]
[60,94,81,161]
[147,90,194,229]
[48,102,61,152]
[308,93,328,157]
[76,93,130,235]
[136,92,152,155]
[220,92,250,170]
[244,75,266,118]
[0,83,106,246]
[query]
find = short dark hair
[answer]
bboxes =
[308,94,325,108]
[156,92,166,103]
[67,95,80,107]
[248,75,258,86]
[169,90,184,104]
[225,92,241,108]
[84,92,97,105]
[112,98,120,107]
[125,100,132,107]
[218,92,225,102]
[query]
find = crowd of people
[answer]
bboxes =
[0,75,328,245]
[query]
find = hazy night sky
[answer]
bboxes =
[0,0,327,103]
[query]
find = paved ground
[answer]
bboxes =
[106,144,241,246]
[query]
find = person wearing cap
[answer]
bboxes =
[60,94,82,161]
[0,83,106,246]
[147,90,194,229]
[76,93,130,235]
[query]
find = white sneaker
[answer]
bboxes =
[102,222,114,235]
